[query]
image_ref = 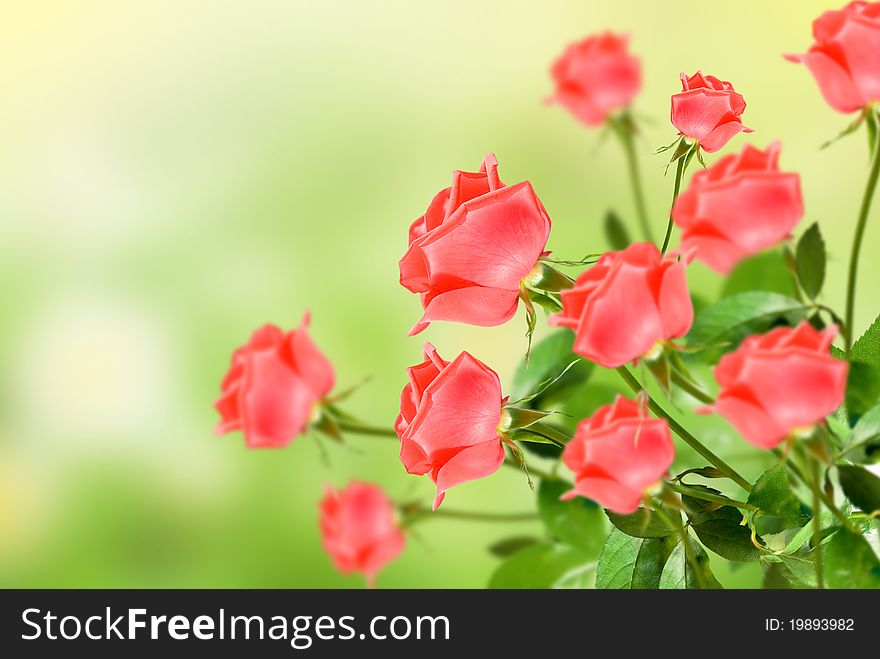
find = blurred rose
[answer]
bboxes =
[707,322,848,448]
[547,32,641,126]
[786,2,880,113]
[672,141,804,274]
[214,313,334,448]
[671,71,752,152]
[549,243,693,367]
[319,481,405,587]
[395,343,504,510]
[562,395,675,514]
[399,153,552,335]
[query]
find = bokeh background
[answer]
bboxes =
[2,0,877,588]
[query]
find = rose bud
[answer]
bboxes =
[395,343,505,510]
[214,313,334,448]
[561,395,675,514]
[548,243,693,368]
[399,153,552,336]
[547,32,642,126]
[785,2,880,113]
[671,71,752,153]
[671,141,804,274]
[707,322,848,449]
[319,481,405,588]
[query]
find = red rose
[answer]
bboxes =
[708,322,848,449]
[319,481,405,587]
[548,32,642,126]
[548,243,693,368]
[786,2,880,113]
[671,71,752,153]
[395,343,505,510]
[399,153,552,335]
[672,141,804,274]
[214,313,334,448]
[562,395,675,514]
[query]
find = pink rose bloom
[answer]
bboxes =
[548,243,694,368]
[708,322,848,449]
[672,141,804,274]
[562,395,675,514]
[214,313,334,448]
[319,481,405,587]
[671,71,753,153]
[395,343,505,510]
[785,1,880,113]
[548,32,642,126]
[399,153,552,335]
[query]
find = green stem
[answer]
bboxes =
[654,505,705,588]
[617,121,655,243]
[519,421,571,448]
[667,481,757,511]
[809,457,825,589]
[773,449,856,533]
[336,420,398,438]
[670,371,715,405]
[661,155,687,253]
[616,366,753,493]
[844,109,880,355]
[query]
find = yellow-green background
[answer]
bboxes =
[1,0,877,588]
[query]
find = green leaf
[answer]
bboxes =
[795,223,826,300]
[537,479,607,556]
[511,330,592,401]
[852,312,880,367]
[837,465,880,514]
[686,292,807,362]
[488,543,596,589]
[604,210,630,250]
[845,360,880,426]
[844,403,880,464]
[681,486,763,562]
[747,465,810,527]
[488,536,539,558]
[595,528,676,589]
[762,562,794,589]
[659,537,723,589]
[527,289,563,314]
[721,251,797,299]
[771,552,817,588]
[605,506,683,539]
[823,529,880,589]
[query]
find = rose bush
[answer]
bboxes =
[216,5,880,591]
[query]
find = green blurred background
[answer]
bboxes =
[1,0,877,588]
